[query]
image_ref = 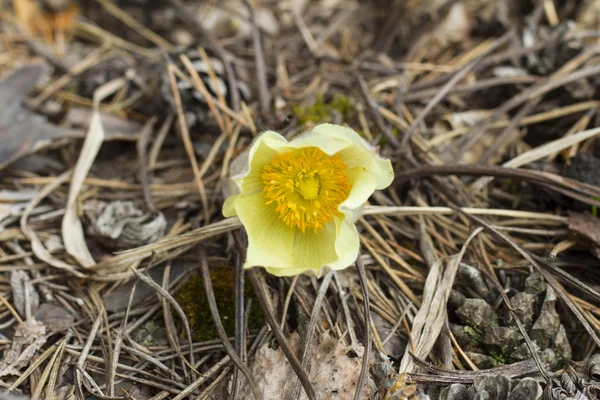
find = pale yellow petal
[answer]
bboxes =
[311,123,394,189]
[330,217,359,271]
[235,192,295,269]
[286,129,352,156]
[265,266,314,277]
[290,222,338,274]
[224,131,292,217]
[338,168,377,221]
[229,131,290,195]
[266,217,359,276]
[238,192,350,276]
[222,194,238,217]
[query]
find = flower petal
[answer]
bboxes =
[311,124,394,189]
[238,191,355,275]
[338,168,377,221]
[228,131,289,197]
[265,218,359,276]
[235,192,295,269]
[224,131,292,217]
[222,194,238,217]
[330,217,359,271]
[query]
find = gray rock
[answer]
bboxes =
[456,299,498,331]
[482,326,522,353]
[473,375,510,400]
[508,379,542,400]
[553,324,572,361]
[441,384,473,400]
[509,292,536,328]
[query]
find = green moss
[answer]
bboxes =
[488,350,505,366]
[293,94,354,125]
[592,196,600,217]
[464,326,482,347]
[174,265,263,341]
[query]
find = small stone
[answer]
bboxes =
[456,298,498,331]
[440,384,473,400]
[451,324,482,349]
[482,326,523,354]
[473,375,510,400]
[508,379,542,400]
[530,306,560,349]
[524,271,545,296]
[509,292,536,328]
[553,324,572,361]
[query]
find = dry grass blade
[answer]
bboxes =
[166,63,210,224]
[75,311,103,398]
[292,271,334,400]
[231,246,247,399]
[62,78,126,268]
[31,334,68,399]
[400,227,483,373]
[199,250,261,400]
[130,267,195,369]
[245,0,270,114]
[107,282,136,396]
[248,268,316,400]
[20,170,86,278]
[354,253,371,400]
[161,264,189,380]
[95,0,173,50]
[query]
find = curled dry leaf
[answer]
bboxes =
[0,320,47,378]
[0,64,75,171]
[85,200,167,250]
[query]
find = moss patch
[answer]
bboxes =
[293,94,354,125]
[174,265,263,341]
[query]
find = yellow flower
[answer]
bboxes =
[223,124,394,276]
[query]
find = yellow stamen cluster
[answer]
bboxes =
[262,147,350,233]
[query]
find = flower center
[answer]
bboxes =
[262,147,350,233]
[297,176,320,200]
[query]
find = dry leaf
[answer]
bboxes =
[85,200,167,250]
[399,228,482,373]
[430,3,470,47]
[0,64,75,171]
[61,78,126,268]
[34,303,74,332]
[0,320,47,378]
[568,212,600,258]
[10,270,39,319]
[241,332,375,400]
